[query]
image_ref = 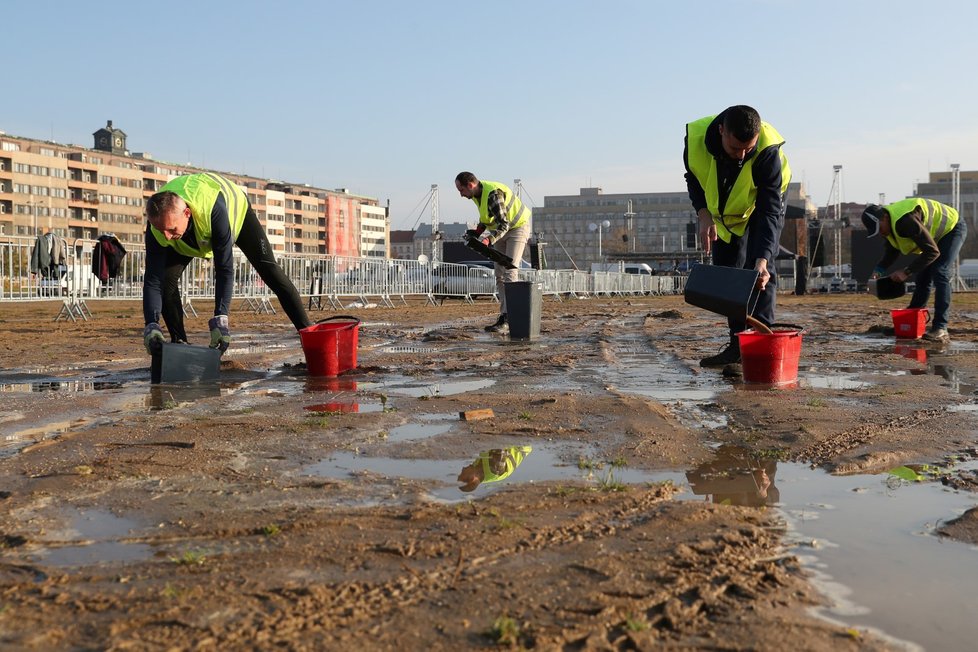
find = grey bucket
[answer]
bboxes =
[504,280,542,340]
[151,343,221,384]
[683,263,760,319]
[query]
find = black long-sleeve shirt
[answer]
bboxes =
[143,194,236,324]
[683,112,786,263]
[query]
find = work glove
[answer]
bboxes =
[208,315,231,354]
[143,322,165,355]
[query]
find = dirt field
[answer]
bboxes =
[1,291,977,650]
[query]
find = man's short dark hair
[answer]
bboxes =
[455,171,478,185]
[146,191,182,221]
[722,105,761,142]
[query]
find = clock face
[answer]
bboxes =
[114,137,122,147]
[99,136,108,146]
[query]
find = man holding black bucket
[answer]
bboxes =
[142,172,312,356]
[455,171,532,333]
[684,105,791,367]
[862,199,966,342]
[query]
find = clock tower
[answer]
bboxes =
[93,120,127,155]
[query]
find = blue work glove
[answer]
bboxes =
[143,322,164,355]
[208,315,231,354]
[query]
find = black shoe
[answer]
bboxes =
[700,342,740,367]
[485,314,507,332]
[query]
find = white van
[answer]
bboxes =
[590,262,654,275]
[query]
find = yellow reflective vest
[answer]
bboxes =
[150,173,249,258]
[474,181,530,231]
[884,198,958,255]
[686,116,791,242]
[477,446,532,485]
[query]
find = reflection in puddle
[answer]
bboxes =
[359,376,496,398]
[801,375,869,390]
[457,446,532,492]
[26,508,153,568]
[301,444,682,502]
[686,445,779,507]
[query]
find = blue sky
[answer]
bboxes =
[4,0,977,229]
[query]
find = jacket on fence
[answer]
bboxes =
[92,234,127,283]
[30,233,68,278]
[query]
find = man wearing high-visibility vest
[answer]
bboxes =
[863,199,967,342]
[141,172,312,355]
[457,446,533,492]
[455,171,531,333]
[684,105,791,367]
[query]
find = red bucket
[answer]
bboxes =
[737,328,803,385]
[891,308,929,339]
[299,316,361,377]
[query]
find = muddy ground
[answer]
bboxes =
[1,291,977,650]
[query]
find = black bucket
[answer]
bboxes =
[684,263,760,319]
[872,277,906,300]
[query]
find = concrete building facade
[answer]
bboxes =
[533,182,816,270]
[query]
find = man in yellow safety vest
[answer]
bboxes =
[684,105,791,368]
[142,172,311,355]
[455,171,531,333]
[863,198,967,342]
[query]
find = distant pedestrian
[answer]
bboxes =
[863,198,967,342]
[142,172,311,355]
[684,105,791,367]
[455,172,531,333]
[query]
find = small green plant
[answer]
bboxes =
[625,614,649,632]
[578,457,601,471]
[518,411,532,420]
[161,399,179,410]
[161,583,183,599]
[806,397,825,408]
[261,524,281,537]
[610,454,627,468]
[487,614,520,646]
[598,471,627,493]
[170,550,207,566]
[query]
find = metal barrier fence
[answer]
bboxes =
[6,234,852,321]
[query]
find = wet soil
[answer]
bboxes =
[1,292,977,650]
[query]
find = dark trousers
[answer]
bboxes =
[161,209,311,342]
[908,218,968,331]
[711,234,777,345]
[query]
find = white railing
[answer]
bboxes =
[15,235,874,320]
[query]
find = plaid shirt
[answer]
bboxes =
[484,189,510,243]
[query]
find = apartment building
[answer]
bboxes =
[0,121,386,257]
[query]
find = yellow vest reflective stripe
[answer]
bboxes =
[884,198,958,255]
[150,173,249,258]
[474,181,530,230]
[479,446,532,484]
[686,116,791,242]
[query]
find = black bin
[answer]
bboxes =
[505,281,542,340]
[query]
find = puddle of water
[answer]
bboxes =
[301,443,685,502]
[800,375,870,390]
[301,438,978,650]
[26,508,153,568]
[781,461,978,651]
[588,336,727,429]
[358,376,496,398]
[385,421,453,443]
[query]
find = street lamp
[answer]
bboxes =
[588,219,611,259]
